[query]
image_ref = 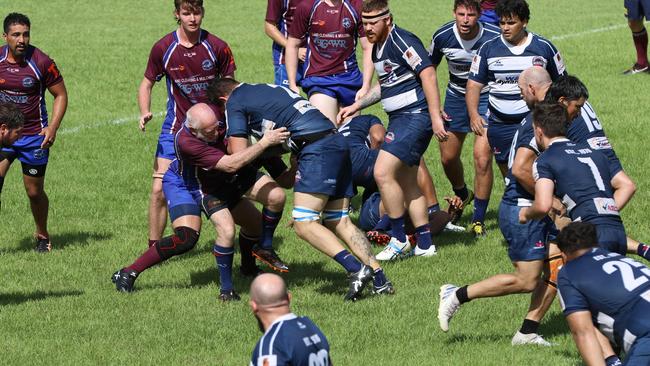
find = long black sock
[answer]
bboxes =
[519,319,540,334]
[456,285,471,304]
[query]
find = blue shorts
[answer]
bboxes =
[351,148,378,190]
[382,112,433,166]
[359,191,382,231]
[595,222,627,255]
[443,89,488,133]
[294,133,353,199]
[1,134,49,166]
[487,118,520,164]
[274,63,304,87]
[625,0,650,20]
[156,133,176,160]
[498,202,550,262]
[300,68,363,107]
[479,9,499,25]
[626,337,650,366]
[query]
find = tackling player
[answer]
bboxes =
[112,104,290,301]
[285,0,373,124]
[623,0,650,74]
[338,0,448,261]
[264,0,307,86]
[209,79,394,300]
[250,274,331,366]
[138,0,236,249]
[0,13,68,252]
[429,0,500,237]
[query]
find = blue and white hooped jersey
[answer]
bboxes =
[428,21,500,96]
[502,113,538,206]
[558,247,650,353]
[373,25,433,115]
[469,32,566,123]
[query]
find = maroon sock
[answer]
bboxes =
[148,239,159,247]
[127,245,162,273]
[633,28,649,66]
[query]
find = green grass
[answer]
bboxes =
[1,1,648,365]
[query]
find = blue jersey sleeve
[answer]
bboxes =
[428,32,444,66]
[225,99,249,137]
[533,155,554,182]
[557,269,590,316]
[541,39,567,80]
[468,43,489,84]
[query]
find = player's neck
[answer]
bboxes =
[458,25,480,41]
[5,50,24,64]
[177,28,201,47]
[509,30,528,46]
[323,0,341,6]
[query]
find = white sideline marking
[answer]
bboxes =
[549,23,627,41]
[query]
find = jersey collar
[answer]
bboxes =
[548,137,570,147]
[263,312,298,336]
[500,32,533,55]
[453,22,483,50]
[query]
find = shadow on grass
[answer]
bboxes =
[5,231,113,253]
[0,289,84,306]
[445,332,509,344]
[541,311,570,338]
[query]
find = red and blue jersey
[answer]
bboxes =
[266,0,306,65]
[144,30,236,135]
[0,45,63,136]
[288,0,364,78]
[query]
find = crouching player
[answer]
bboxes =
[209,79,394,300]
[112,104,290,301]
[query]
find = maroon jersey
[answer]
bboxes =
[144,30,236,135]
[481,0,497,11]
[0,45,63,135]
[266,0,307,65]
[288,0,364,77]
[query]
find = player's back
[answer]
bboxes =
[251,314,331,366]
[338,115,382,183]
[567,102,622,171]
[502,114,538,205]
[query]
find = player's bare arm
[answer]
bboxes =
[610,171,636,211]
[216,128,290,173]
[39,80,67,149]
[137,77,155,131]
[511,147,537,195]
[264,21,288,48]
[419,66,448,142]
[356,37,374,101]
[337,84,381,123]
[565,311,606,366]
[520,178,554,223]
[285,37,302,93]
[466,79,486,136]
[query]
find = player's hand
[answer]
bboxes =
[337,104,359,125]
[298,48,307,62]
[38,126,57,149]
[260,127,290,148]
[432,115,449,142]
[355,86,369,102]
[139,112,153,132]
[444,196,464,210]
[551,197,567,217]
[518,207,529,224]
[441,110,451,123]
[470,115,486,136]
[288,83,300,94]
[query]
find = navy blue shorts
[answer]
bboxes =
[443,89,488,133]
[479,9,499,25]
[487,118,520,164]
[352,148,378,190]
[382,112,433,166]
[274,63,304,87]
[595,222,627,255]
[358,191,382,231]
[626,337,650,366]
[294,133,353,199]
[301,69,363,107]
[1,134,49,166]
[156,132,176,160]
[625,0,650,20]
[498,202,550,262]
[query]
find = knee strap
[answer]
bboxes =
[156,226,200,260]
[292,206,321,222]
[323,208,349,222]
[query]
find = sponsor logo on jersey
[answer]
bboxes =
[311,20,326,26]
[383,60,393,73]
[7,68,19,73]
[22,77,35,88]
[594,197,619,216]
[169,65,185,72]
[470,55,481,74]
[29,168,38,175]
[384,132,395,143]
[201,59,214,71]
[532,56,546,67]
[342,17,351,29]
[402,46,423,69]
[534,241,544,249]
[183,51,197,58]
[587,136,612,150]
[0,78,4,84]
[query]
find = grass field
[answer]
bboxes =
[1,1,648,365]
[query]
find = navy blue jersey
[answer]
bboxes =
[428,21,500,95]
[372,25,433,114]
[567,102,622,171]
[469,32,566,123]
[225,83,335,140]
[338,115,382,186]
[250,313,331,366]
[558,248,650,353]
[502,113,538,206]
[533,139,623,225]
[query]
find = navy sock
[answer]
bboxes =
[213,244,234,292]
[415,224,432,250]
[472,198,489,223]
[373,268,387,287]
[605,355,622,366]
[333,250,362,273]
[453,185,469,201]
[374,214,391,231]
[260,208,281,250]
[390,215,406,242]
[637,243,650,261]
[519,319,540,335]
[428,204,440,215]
[239,232,258,269]
[456,285,471,304]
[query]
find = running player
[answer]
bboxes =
[209,79,394,300]
[265,0,307,86]
[138,0,236,248]
[250,274,331,366]
[338,0,448,261]
[112,104,290,301]
[623,0,650,74]
[0,13,68,252]
[429,0,500,237]
[286,0,373,124]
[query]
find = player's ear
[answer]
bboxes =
[249,300,258,312]
[287,291,292,304]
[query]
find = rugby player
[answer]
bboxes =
[0,13,67,252]
[479,0,499,25]
[338,0,448,261]
[623,0,650,74]
[138,0,236,248]
[429,0,500,237]
[112,104,290,301]
[556,222,650,366]
[250,274,331,366]
[209,79,394,300]
[264,0,307,86]
[0,102,24,155]
[285,0,373,124]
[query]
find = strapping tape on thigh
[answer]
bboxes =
[322,209,349,222]
[292,206,321,222]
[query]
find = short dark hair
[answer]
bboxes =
[0,102,24,129]
[556,222,598,255]
[454,0,481,13]
[207,78,240,107]
[495,0,530,22]
[532,102,568,138]
[174,0,204,24]
[3,13,30,33]
[362,0,389,13]
[544,75,590,103]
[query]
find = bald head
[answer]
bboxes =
[185,103,217,129]
[518,67,552,108]
[519,66,551,87]
[250,273,290,307]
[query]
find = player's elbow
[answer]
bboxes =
[217,158,241,174]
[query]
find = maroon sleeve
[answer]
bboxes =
[211,38,237,77]
[179,135,225,170]
[265,0,283,23]
[40,56,63,88]
[287,1,310,39]
[354,0,365,37]
[144,42,165,82]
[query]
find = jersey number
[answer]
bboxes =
[602,258,650,292]
[308,349,329,366]
[580,103,603,133]
[577,157,606,191]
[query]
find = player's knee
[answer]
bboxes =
[373,166,391,187]
[266,187,286,209]
[518,276,540,293]
[214,221,236,244]
[473,154,491,174]
[293,220,313,239]
[25,185,46,200]
[156,226,200,260]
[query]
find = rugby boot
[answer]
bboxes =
[218,289,241,302]
[252,246,289,273]
[35,235,52,253]
[438,284,461,332]
[470,221,487,238]
[623,63,649,75]
[376,237,412,261]
[344,265,373,301]
[511,331,552,346]
[372,280,396,295]
[112,268,138,293]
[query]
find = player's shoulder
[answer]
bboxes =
[529,32,558,53]
[149,31,178,55]
[389,25,424,50]
[476,34,502,54]
[481,21,501,36]
[202,30,231,49]
[25,45,58,71]
[432,20,455,39]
